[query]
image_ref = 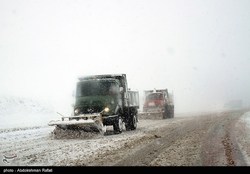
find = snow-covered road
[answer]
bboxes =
[0,110,250,166]
[0,115,190,166]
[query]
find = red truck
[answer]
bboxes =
[143,89,174,119]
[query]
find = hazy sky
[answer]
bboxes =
[1,0,250,114]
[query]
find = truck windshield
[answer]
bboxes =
[76,80,119,97]
[146,93,163,100]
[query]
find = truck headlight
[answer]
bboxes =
[74,108,80,115]
[104,107,110,112]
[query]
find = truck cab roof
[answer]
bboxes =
[78,74,126,81]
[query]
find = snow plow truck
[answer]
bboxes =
[49,74,139,134]
[141,89,174,119]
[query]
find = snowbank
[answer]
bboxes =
[0,96,58,129]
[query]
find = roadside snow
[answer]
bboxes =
[244,112,250,128]
[1,112,58,129]
[0,96,58,129]
[236,111,250,165]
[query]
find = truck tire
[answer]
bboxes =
[125,108,137,131]
[128,114,137,130]
[163,105,169,119]
[113,116,123,134]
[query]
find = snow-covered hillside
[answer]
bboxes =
[0,96,58,129]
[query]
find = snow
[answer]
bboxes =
[0,96,58,129]
[237,111,250,165]
[0,123,139,166]
[244,112,250,128]
[239,111,250,135]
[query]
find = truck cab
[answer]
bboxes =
[143,89,174,119]
[74,74,139,133]
[143,92,167,113]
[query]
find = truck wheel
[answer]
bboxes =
[163,106,168,119]
[113,116,123,134]
[130,114,137,130]
[126,114,137,131]
[162,111,167,119]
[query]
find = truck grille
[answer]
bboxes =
[79,101,103,114]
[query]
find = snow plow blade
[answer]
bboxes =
[48,114,106,133]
